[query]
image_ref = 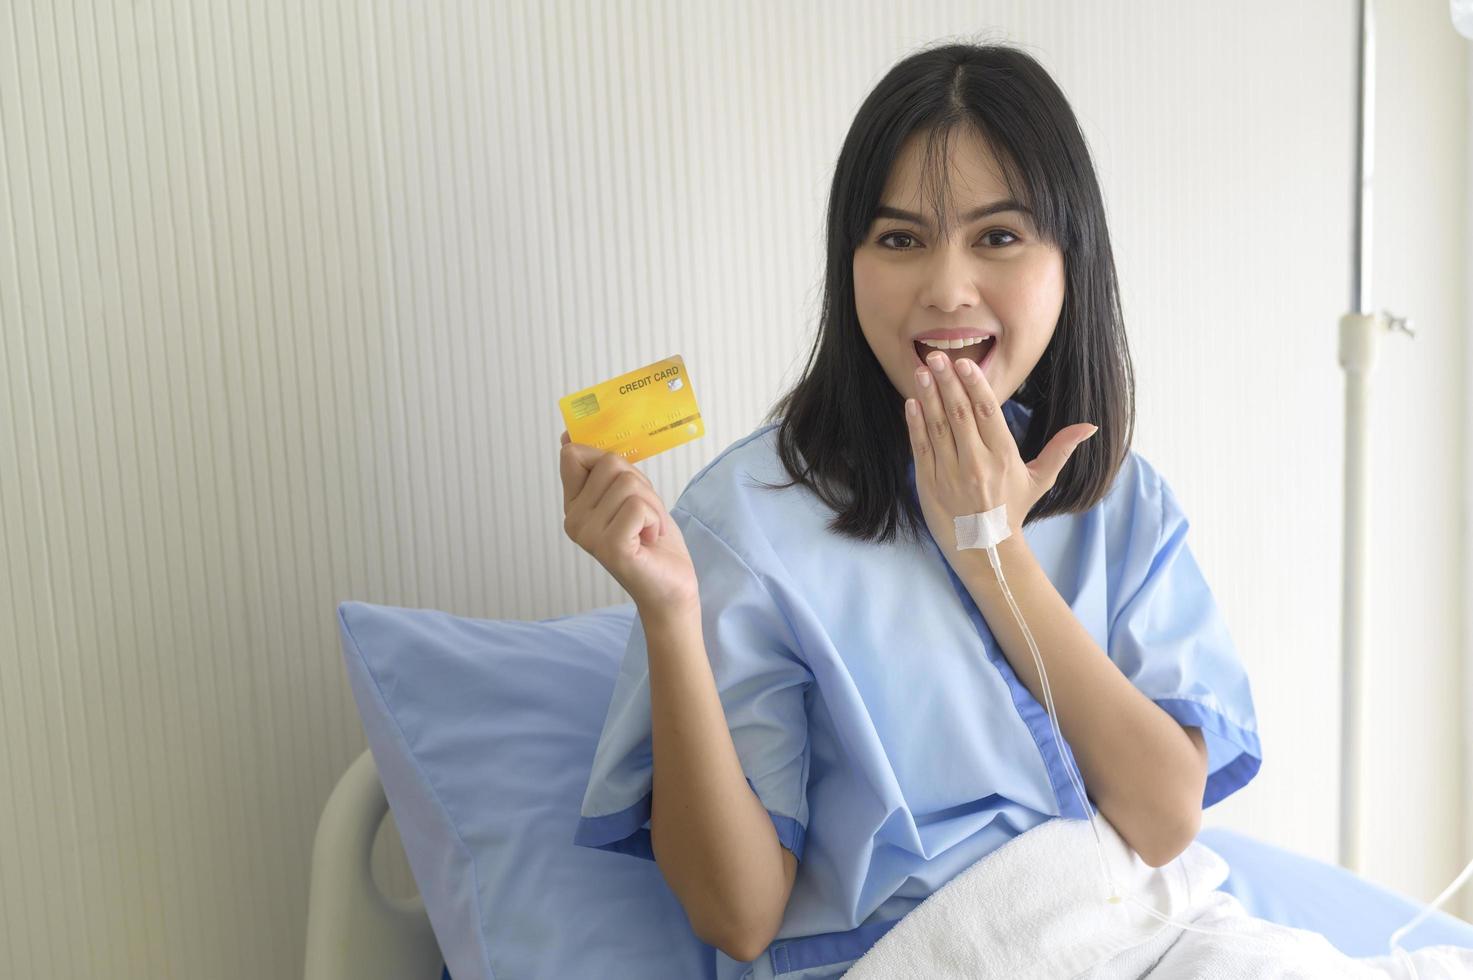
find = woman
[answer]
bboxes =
[558,40,1260,980]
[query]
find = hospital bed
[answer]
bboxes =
[303,747,1473,980]
[302,749,442,980]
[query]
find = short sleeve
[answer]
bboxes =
[1107,469,1263,809]
[573,506,813,862]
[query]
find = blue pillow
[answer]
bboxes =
[1199,827,1473,957]
[337,600,716,980]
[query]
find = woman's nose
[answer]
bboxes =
[922,244,982,311]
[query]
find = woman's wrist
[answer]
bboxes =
[953,532,1037,589]
[638,594,702,633]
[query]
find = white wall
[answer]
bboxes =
[0,1,1466,976]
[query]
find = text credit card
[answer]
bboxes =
[558,354,705,463]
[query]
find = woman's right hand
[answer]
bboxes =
[558,431,699,612]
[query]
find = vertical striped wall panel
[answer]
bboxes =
[0,1,1466,975]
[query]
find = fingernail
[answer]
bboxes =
[916,368,932,388]
[955,358,972,377]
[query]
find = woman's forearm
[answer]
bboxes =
[951,537,1206,867]
[643,601,792,960]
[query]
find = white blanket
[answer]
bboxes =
[842,816,1473,979]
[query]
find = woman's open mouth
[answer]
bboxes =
[913,337,997,373]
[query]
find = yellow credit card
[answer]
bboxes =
[558,354,705,463]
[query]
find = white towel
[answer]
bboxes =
[841,816,1473,979]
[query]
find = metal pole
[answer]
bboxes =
[1339,0,1375,874]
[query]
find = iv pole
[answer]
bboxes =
[1336,0,1415,875]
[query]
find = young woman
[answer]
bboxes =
[558,40,1260,980]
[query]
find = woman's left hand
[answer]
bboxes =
[905,350,1098,555]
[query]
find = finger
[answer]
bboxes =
[622,485,667,540]
[904,396,935,482]
[953,356,1010,456]
[559,441,602,507]
[565,445,655,506]
[1028,424,1099,492]
[567,452,630,520]
[608,494,661,554]
[917,352,958,473]
[560,430,571,446]
[588,470,663,540]
[927,349,986,474]
[619,458,657,495]
[574,468,640,544]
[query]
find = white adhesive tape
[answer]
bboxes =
[954,504,1011,550]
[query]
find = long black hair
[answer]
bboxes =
[756,40,1135,545]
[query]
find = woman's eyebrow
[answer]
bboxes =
[873,199,1032,227]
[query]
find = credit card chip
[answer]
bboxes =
[569,392,600,420]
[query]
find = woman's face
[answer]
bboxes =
[853,126,1065,407]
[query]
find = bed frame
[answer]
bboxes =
[303,748,441,980]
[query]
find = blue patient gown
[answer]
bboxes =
[573,400,1263,980]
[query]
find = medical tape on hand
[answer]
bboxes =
[954,504,1011,550]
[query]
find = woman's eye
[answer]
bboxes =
[876,229,1018,250]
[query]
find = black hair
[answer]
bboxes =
[756,39,1135,544]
